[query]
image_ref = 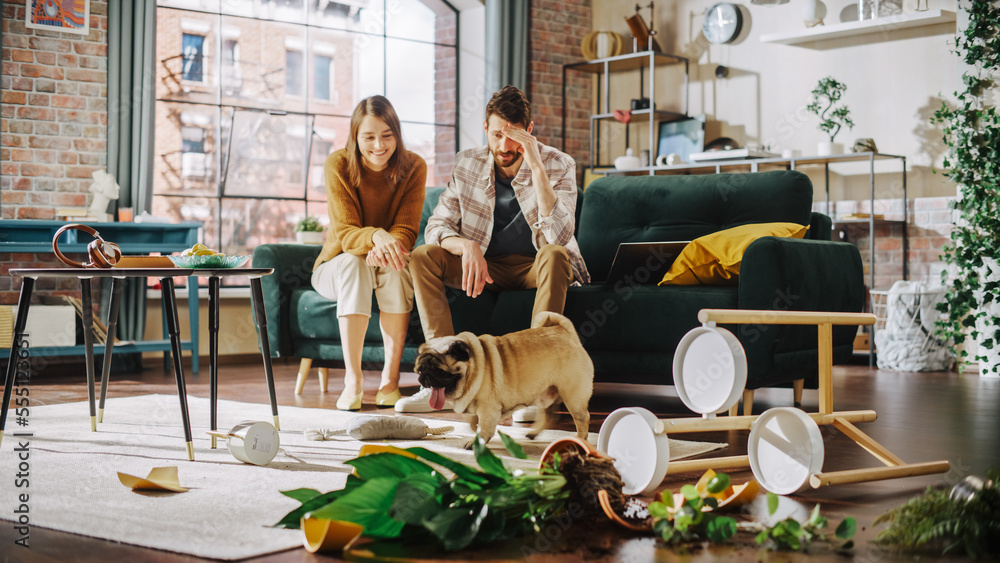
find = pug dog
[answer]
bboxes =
[413,311,594,448]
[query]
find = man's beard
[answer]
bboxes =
[492,148,521,168]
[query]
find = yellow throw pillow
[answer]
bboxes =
[659,222,809,286]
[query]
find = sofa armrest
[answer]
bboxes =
[252,244,321,358]
[737,237,865,387]
[808,212,832,241]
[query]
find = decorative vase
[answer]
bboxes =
[802,0,827,27]
[296,231,324,244]
[816,141,843,156]
[614,148,642,170]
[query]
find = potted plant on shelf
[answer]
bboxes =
[295,216,325,244]
[933,1,1000,377]
[807,76,855,156]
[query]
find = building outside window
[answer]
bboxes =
[181,33,205,82]
[285,49,303,97]
[313,54,332,101]
[152,1,459,286]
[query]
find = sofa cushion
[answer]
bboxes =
[660,222,809,285]
[578,170,814,282]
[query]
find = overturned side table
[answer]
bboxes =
[599,309,951,495]
[1,267,281,461]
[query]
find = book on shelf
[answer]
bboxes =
[840,213,885,221]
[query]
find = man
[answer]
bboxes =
[395,85,590,416]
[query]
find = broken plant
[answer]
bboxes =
[274,433,623,551]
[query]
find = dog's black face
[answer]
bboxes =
[414,338,471,394]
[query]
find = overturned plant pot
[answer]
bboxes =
[540,437,627,519]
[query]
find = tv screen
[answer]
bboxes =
[657,116,705,163]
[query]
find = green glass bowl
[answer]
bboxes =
[168,255,251,269]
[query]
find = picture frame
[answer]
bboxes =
[25,0,91,36]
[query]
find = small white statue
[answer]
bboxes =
[88,170,120,221]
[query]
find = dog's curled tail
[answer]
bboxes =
[531,311,582,342]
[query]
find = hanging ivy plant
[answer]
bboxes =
[933,0,1000,373]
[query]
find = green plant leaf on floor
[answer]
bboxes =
[499,431,528,459]
[403,446,497,486]
[280,488,322,504]
[346,452,437,481]
[472,435,512,479]
[389,472,447,526]
[306,477,405,539]
[423,502,490,551]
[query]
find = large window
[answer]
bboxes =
[153,0,459,285]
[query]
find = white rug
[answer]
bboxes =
[0,395,726,560]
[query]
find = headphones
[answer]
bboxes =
[52,224,122,268]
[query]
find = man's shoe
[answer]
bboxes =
[512,406,540,423]
[394,387,454,413]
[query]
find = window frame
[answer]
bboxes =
[153,1,461,286]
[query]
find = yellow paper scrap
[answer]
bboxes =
[117,466,189,493]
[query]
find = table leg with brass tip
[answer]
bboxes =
[162,277,196,461]
[81,277,98,432]
[97,277,125,425]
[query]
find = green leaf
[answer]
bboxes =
[661,489,674,509]
[498,431,528,459]
[681,484,700,501]
[706,473,731,494]
[647,501,669,519]
[389,472,444,526]
[423,502,490,551]
[273,478,365,529]
[653,518,674,542]
[706,515,737,543]
[280,488,322,503]
[767,492,780,516]
[404,446,495,486]
[307,477,406,539]
[835,516,857,540]
[808,503,823,526]
[346,452,437,481]
[473,434,511,479]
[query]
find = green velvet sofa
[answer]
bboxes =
[253,170,864,398]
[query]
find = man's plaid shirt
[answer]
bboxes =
[424,144,591,284]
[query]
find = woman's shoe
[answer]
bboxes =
[337,390,363,411]
[375,389,401,407]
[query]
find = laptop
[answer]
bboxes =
[601,241,690,286]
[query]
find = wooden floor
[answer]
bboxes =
[2,355,998,562]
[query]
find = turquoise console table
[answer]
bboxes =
[0,220,203,373]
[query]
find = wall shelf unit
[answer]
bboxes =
[561,50,689,171]
[760,9,956,46]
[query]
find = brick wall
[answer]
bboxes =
[1,0,109,220]
[526,0,591,171]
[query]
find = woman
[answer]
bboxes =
[310,96,426,410]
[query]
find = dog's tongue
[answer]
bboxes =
[429,387,447,410]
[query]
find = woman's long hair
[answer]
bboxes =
[344,95,407,187]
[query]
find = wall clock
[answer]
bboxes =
[703,3,744,44]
